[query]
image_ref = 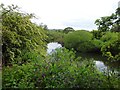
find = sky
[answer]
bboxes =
[1,0,120,30]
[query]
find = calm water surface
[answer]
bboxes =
[47,42,62,54]
[47,42,120,73]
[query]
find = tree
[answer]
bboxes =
[39,23,48,30]
[64,30,96,52]
[1,4,47,66]
[63,27,74,33]
[95,14,115,32]
[91,30,103,39]
[111,8,120,32]
[95,8,120,33]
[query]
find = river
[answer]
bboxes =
[47,42,120,74]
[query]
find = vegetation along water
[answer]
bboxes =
[1,4,120,88]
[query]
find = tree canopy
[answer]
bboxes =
[95,7,120,32]
[63,27,74,33]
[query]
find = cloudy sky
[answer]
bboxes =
[1,0,120,30]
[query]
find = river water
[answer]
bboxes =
[47,42,62,54]
[47,42,120,73]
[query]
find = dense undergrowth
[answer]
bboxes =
[1,4,120,89]
[64,31,120,61]
[3,48,120,88]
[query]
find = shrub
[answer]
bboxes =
[2,4,47,66]
[2,51,46,88]
[3,48,120,88]
[47,30,65,45]
[64,30,96,52]
[100,32,120,61]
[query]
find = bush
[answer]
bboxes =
[64,30,96,52]
[3,48,120,88]
[100,32,120,61]
[47,30,65,45]
[2,4,47,66]
[2,51,46,88]
[100,32,118,43]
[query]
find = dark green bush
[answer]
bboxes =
[2,51,46,88]
[47,30,65,45]
[63,27,74,34]
[64,30,96,52]
[91,39,103,53]
[100,32,120,61]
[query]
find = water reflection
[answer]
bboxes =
[47,42,119,74]
[47,42,62,54]
[95,61,107,72]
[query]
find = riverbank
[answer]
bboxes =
[47,42,120,73]
[3,47,120,88]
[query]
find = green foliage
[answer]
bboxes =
[95,15,114,32]
[64,30,96,52]
[3,48,76,88]
[39,23,48,30]
[64,30,120,61]
[2,3,120,89]
[2,4,47,65]
[93,7,120,61]
[2,51,47,88]
[92,30,120,61]
[100,32,118,42]
[111,7,120,32]
[47,30,65,45]
[100,32,120,61]
[3,48,120,88]
[63,27,74,34]
[95,8,120,32]
[91,39,103,52]
[91,30,105,39]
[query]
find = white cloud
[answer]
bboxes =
[1,0,120,30]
